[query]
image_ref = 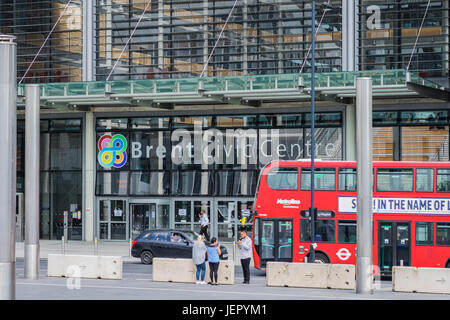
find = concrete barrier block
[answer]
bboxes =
[152,258,234,284]
[99,256,123,280]
[392,267,417,293]
[267,262,328,288]
[266,262,290,287]
[47,254,123,280]
[393,267,450,294]
[416,268,450,294]
[267,262,355,290]
[288,263,328,288]
[327,264,355,290]
[47,254,64,277]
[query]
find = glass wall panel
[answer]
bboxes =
[359,1,448,77]
[171,171,212,196]
[129,171,169,195]
[373,127,394,161]
[401,126,449,161]
[51,171,82,240]
[17,118,84,240]
[304,128,343,160]
[130,117,170,129]
[96,171,129,195]
[1,0,83,83]
[215,170,258,196]
[51,133,83,170]
[95,114,343,197]
[93,1,342,80]
[130,131,171,170]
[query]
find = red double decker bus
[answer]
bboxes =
[252,160,450,276]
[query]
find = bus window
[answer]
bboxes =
[301,167,336,191]
[300,219,336,243]
[416,168,434,192]
[261,221,275,259]
[300,219,311,242]
[338,168,356,191]
[266,167,298,190]
[338,220,356,243]
[278,221,293,259]
[437,169,450,192]
[376,168,413,192]
[436,223,450,246]
[415,222,434,246]
[254,218,259,246]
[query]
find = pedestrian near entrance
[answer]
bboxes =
[207,237,221,285]
[238,230,252,284]
[192,235,207,284]
[199,209,210,241]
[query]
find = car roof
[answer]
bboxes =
[142,229,197,233]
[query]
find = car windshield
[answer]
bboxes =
[182,230,200,242]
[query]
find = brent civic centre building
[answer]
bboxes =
[1,0,449,242]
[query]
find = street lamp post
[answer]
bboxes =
[309,0,317,263]
[0,34,17,300]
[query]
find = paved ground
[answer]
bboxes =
[13,258,450,301]
[12,241,450,301]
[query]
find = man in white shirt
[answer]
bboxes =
[238,229,252,284]
[199,210,210,241]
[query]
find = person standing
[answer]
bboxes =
[238,229,252,284]
[206,237,221,285]
[199,209,210,241]
[192,235,207,284]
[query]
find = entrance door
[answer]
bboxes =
[255,219,293,267]
[130,204,152,240]
[173,199,211,234]
[130,201,171,239]
[379,221,411,274]
[215,199,254,242]
[98,199,128,240]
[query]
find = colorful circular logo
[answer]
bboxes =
[97,134,128,168]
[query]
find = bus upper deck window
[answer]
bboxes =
[338,168,356,191]
[437,169,450,192]
[301,167,336,191]
[416,168,434,192]
[266,167,298,190]
[376,168,413,192]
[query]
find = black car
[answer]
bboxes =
[131,229,229,264]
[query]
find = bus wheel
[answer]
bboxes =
[446,261,450,268]
[314,253,329,264]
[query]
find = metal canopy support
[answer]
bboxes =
[24,85,40,280]
[356,77,374,295]
[0,34,17,300]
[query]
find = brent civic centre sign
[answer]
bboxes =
[97,127,341,169]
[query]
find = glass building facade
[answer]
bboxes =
[4,1,450,241]
[17,118,83,240]
[358,0,449,76]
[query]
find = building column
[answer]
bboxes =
[83,0,95,81]
[345,104,357,161]
[83,112,95,241]
[203,0,209,76]
[158,0,165,71]
[342,0,356,71]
